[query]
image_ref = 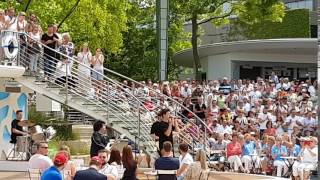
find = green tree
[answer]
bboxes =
[170,0,285,80]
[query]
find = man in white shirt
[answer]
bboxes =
[28,142,53,172]
[217,120,232,135]
[285,110,301,135]
[177,143,193,179]
[292,137,318,180]
[181,84,192,98]
[5,7,17,31]
[98,149,117,179]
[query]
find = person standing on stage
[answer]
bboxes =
[90,120,109,157]
[11,110,28,144]
[155,109,180,156]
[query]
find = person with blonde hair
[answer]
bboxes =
[77,43,92,94]
[185,149,208,180]
[59,145,76,180]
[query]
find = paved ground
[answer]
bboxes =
[0,171,291,180]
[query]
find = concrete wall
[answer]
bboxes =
[203,52,316,80]
[0,92,28,160]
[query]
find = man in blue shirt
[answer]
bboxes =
[155,141,179,180]
[41,152,68,180]
[241,134,260,173]
[272,137,288,177]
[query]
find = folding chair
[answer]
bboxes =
[28,168,41,180]
[156,170,177,180]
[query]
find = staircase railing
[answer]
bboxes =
[1,30,211,156]
[1,30,157,152]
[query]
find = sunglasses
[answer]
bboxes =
[99,156,107,159]
[40,146,48,149]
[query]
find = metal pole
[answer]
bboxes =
[138,103,141,155]
[106,81,110,124]
[156,0,168,81]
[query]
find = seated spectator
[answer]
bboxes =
[185,149,208,180]
[59,145,76,180]
[292,137,318,180]
[28,142,53,172]
[210,133,226,171]
[264,121,276,136]
[177,143,193,180]
[41,152,68,180]
[241,134,260,173]
[108,149,125,179]
[98,149,117,179]
[226,134,244,172]
[271,136,288,177]
[122,145,137,180]
[74,156,114,180]
[155,141,179,180]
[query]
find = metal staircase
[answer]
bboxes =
[1,30,210,157]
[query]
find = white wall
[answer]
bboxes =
[206,54,232,80]
[203,51,316,80]
[229,52,316,63]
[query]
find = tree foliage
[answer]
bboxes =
[229,9,310,40]
[170,0,285,80]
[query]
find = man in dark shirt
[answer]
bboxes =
[219,77,231,94]
[74,156,112,180]
[156,109,180,156]
[11,110,27,144]
[90,120,109,157]
[41,24,59,78]
[155,141,179,180]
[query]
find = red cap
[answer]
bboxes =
[91,156,103,165]
[54,152,68,166]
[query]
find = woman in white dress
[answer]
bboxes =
[77,43,92,94]
[28,25,42,75]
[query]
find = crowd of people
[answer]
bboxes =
[2,6,318,180]
[147,74,318,179]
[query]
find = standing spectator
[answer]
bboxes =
[122,145,137,180]
[155,141,179,180]
[90,120,109,157]
[41,24,59,80]
[177,143,193,180]
[74,156,114,180]
[59,145,77,180]
[27,25,42,75]
[59,33,74,59]
[219,77,231,94]
[269,71,279,84]
[17,12,27,32]
[5,7,17,31]
[28,142,53,172]
[0,9,7,30]
[226,134,244,172]
[41,152,68,180]
[77,43,92,94]
[271,136,288,177]
[91,48,105,96]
